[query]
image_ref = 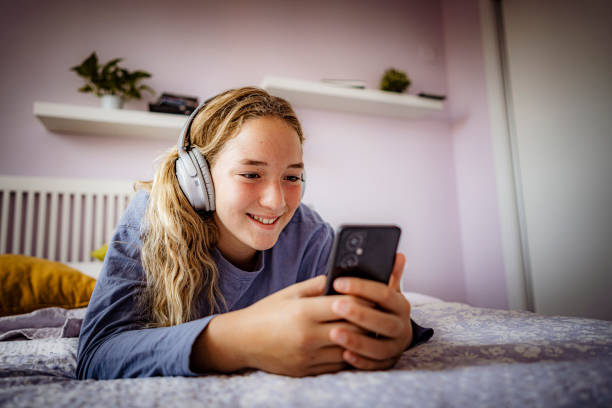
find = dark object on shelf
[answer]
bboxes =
[149,103,194,115]
[380,68,411,93]
[149,93,199,115]
[418,92,446,101]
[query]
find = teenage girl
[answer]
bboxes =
[76,87,433,379]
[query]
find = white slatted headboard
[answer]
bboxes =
[0,176,135,262]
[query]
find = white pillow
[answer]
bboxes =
[402,291,443,306]
[65,262,103,280]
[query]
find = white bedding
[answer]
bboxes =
[65,262,103,280]
[2,302,611,407]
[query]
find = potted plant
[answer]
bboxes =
[380,68,411,93]
[71,52,154,109]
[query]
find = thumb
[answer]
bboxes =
[284,275,327,298]
[388,252,406,291]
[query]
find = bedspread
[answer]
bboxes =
[1,302,611,407]
[0,308,86,341]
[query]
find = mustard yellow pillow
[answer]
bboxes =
[91,243,109,261]
[0,254,97,317]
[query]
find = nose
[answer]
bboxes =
[259,180,286,211]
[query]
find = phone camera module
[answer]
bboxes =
[345,232,366,251]
[340,254,359,268]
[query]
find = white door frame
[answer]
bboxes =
[478,0,533,311]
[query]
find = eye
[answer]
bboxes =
[240,173,260,179]
[285,175,302,183]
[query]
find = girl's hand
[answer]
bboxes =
[327,252,414,370]
[191,275,367,377]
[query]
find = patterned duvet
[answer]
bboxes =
[1,302,611,407]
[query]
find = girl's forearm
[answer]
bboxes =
[190,310,250,374]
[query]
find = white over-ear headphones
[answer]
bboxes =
[175,102,215,212]
[175,100,307,212]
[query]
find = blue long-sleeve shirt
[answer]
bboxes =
[76,191,433,379]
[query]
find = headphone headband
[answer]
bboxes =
[175,101,216,212]
[178,102,209,155]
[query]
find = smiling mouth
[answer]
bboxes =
[248,214,280,225]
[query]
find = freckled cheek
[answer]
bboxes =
[285,185,302,208]
[217,183,258,211]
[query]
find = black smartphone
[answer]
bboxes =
[323,225,401,295]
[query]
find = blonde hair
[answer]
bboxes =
[137,87,304,327]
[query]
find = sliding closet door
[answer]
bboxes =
[501,0,612,319]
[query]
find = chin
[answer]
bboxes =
[243,215,292,251]
[249,236,280,251]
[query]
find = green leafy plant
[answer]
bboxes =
[71,52,154,101]
[380,68,411,93]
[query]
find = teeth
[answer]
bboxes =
[250,214,278,225]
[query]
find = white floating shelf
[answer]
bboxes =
[33,101,187,140]
[261,76,443,119]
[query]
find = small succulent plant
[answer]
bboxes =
[380,68,411,93]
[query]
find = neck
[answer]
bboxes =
[214,217,259,271]
[218,245,259,271]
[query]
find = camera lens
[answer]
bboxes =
[340,254,358,268]
[345,232,365,251]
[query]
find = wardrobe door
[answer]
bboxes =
[502,0,612,320]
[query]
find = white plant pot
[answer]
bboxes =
[101,95,124,109]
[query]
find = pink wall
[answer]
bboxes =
[441,0,508,309]
[0,0,476,304]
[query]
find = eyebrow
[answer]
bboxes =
[239,159,304,169]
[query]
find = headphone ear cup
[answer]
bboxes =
[175,149,215,212]
[175,100,215,212]
[189,149,215,212]
[175,154,205,211]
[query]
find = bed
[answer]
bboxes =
[1,176,611,407]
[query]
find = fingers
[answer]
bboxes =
[305,321,369,350]
[330,298,405,338]
[387,252,406,291]
[333,277,409,315]
[329,327,400,361]
[342,350,398,371]
[299,295,375,323]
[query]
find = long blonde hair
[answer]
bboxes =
[138,87,304,327]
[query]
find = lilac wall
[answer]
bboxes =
[0,0,474,303]
[441,0,508,309]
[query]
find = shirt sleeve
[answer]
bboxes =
[76,223,213,379]
[408,319,434,349]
